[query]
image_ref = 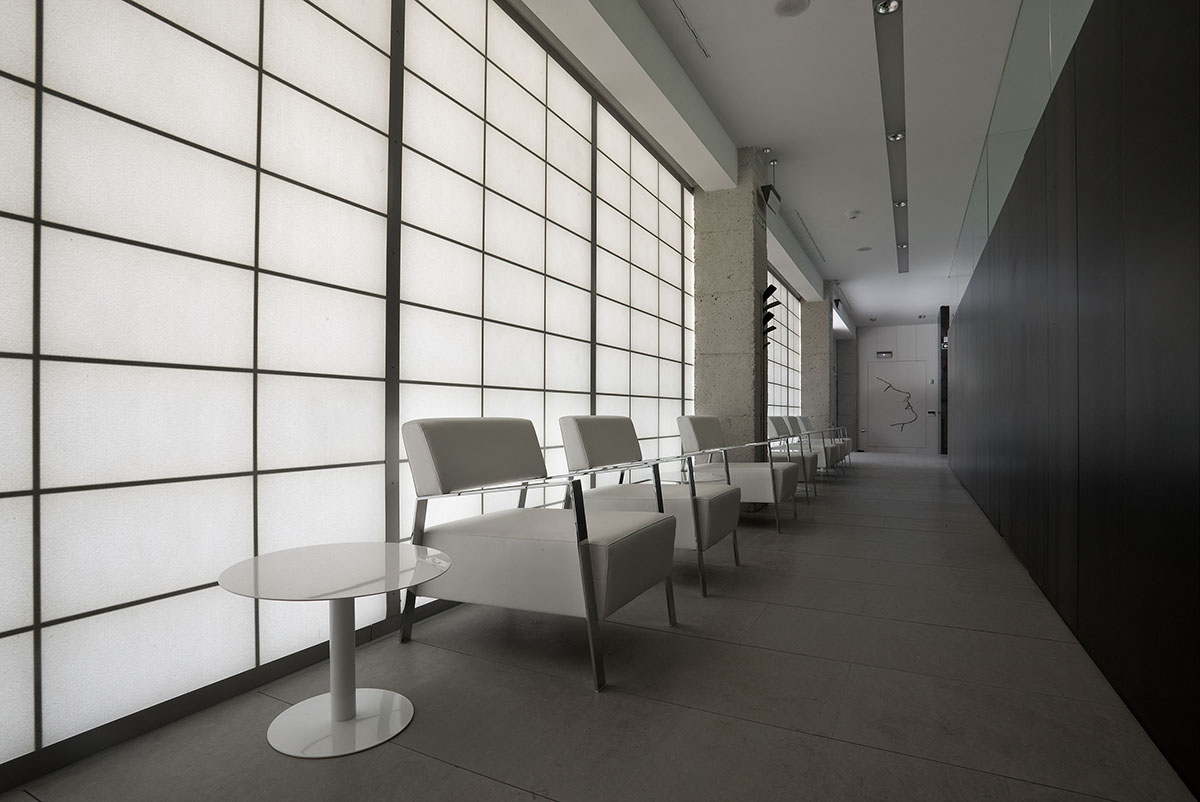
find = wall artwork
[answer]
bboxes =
[867,360,927,448]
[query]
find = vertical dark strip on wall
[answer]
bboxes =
[30,0,45,752]
[250,0,266,668]
[384,0,405,621]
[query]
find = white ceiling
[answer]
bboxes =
[633,0,1022,327]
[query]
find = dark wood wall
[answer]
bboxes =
[949,0,1199,791]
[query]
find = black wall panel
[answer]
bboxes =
[949,0,1198,790]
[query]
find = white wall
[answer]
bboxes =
[856,324,941,455]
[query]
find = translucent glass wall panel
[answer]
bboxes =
[766,275,802,418]
[41,588,255,744]
[0,498,33,632]
[0,0,35,80]
[0,634,34,762]
[0,78,34,217]
[40,230,254,368]
[40,479,254,620]
[39,362,253,488]
[2,0,392,767]
[0,219,32,353]
[0,359,32,492]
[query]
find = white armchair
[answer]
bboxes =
[676,415,800,533]
[560,415,742,597]
[399,417,678,690]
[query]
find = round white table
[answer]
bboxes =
[218,542,450,758]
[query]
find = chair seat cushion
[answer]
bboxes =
[417,507,674,619]
[772,450,819,481]
[584,482,741,551]
[695,462,800,504]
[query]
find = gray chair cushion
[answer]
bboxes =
[559,416,643,471]
[414,508,675,619]
[584,482,741,551]
[403,418,547,496]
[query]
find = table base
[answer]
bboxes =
[266,688,414,758]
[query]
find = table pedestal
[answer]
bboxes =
[266,598,414,758]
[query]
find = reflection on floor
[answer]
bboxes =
[7,454,1193,802]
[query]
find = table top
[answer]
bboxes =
[218,542,450,602]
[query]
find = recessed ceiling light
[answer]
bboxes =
[887,131,905,142]
[856,246,872,252]
[918,314,927,319]
[869,317,878,322]
[897,243,908,249]
[894,200,907,208]
[875,0,901,14]
[774,0,811,17]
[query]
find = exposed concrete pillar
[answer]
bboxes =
[693,147,768,457]
[801,283,835,429]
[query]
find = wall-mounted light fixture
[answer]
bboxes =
[876,350,894,359]
[876,0,901,14]
[760,150,782,214]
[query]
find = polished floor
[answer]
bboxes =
[5,454,1193,802]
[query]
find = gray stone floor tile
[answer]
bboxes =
[833,664,1192,802]
[393,644,1010,802]
[859,582,1076,640]
[967,631,1123,705]
[1006,779,1123,801]
[410,605,850,735]
[24,691,460,802]
[740,603,976,681]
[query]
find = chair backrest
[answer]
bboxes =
[785,416,805,435]
[402,418,547,497]
[797,416,815,432]
[677,415,726,452]
[559,416,643,471]
[767,416,791,439]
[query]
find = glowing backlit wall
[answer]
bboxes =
[0,0,693,771]
[397,0,694,515]
[0,0,389,761]
[766,274,801,418]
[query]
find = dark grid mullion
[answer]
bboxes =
[386,0,405,634]
[31,459,382,498]
[31,0,44,752]
[478,0,488,421]
[31,355,385,384]
[251,0,264,665]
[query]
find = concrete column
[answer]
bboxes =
[800,284,834,429]
[693,147,768,457]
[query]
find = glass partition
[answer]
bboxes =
[949,0,1093,286]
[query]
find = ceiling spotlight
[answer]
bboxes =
[887,131,905,142]
[856,246,872,252]
[875,0,901,14]
[869,317,878,322]
[918,314,927,319]
[897,243,908,249]
[894,200,907,208]
[774,0,812,17]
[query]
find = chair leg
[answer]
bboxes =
[773,502,782,533]
[664,576,677,626]
[583,615,605,691]
[731,529,741,566]
[696,547,708,597]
